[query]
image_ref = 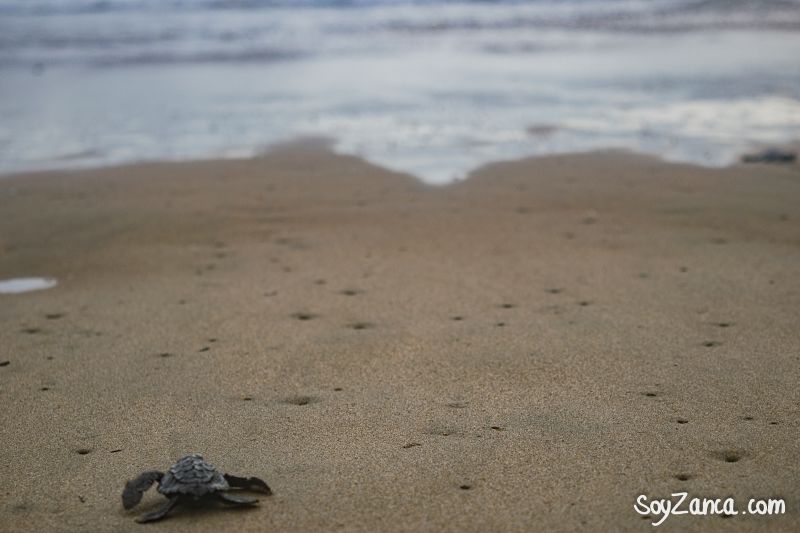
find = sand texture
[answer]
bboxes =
[1,146,799,532]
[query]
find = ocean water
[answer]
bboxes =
[1,0,799,184]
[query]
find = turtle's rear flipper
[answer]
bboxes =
[217,492,259,505]
[224,474,272,495]
[136,496,179,523]
[122,471,163,510]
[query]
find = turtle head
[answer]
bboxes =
[122,471,164,510]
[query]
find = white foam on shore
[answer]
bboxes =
[0,277,58,294]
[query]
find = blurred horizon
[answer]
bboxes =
[1,0,799,183]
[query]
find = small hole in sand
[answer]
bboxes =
[243,396,253,401]
[675,474,691,481]
[333,387,343,392]
[158,352,172,358]
[208,338,217,343]
[40,387,50,391]
[676,419,689,424]
[459,485,472,490]
[545,288,563,294]
[402,443,421,449]
[283,395,318,406]
[76,448,92,455]
[499,303,515,309]
[292,312,316,321]
[22,328,41,334]
[198,346,210,352]
[715,322,733,328]
[0,361,9,367]
[717,451,742,463]
[577,301,591,306]
[702,341,720,348]
[742,416,754,421]
[495,322,506,327]
[350,322,372,330]
[340,289,360,296]
[642,392,658,397]
[768,421,779,425]
[490,426,504,431]
[45,313,64,320]
[451,316,464,321]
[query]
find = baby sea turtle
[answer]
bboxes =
[122,453,272,523]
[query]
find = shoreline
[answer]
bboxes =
[1,138,798,187]
[1,145,799,531]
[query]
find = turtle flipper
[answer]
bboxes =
[122,471,163,510]
[224,474,272,495]
[136,495,179,523]
[217,492,259,505]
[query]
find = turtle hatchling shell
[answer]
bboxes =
[158,454,229,497]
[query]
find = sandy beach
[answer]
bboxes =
[1,145,799,532]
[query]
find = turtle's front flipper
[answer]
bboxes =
[136,496,179,523]
[217,492,259,505]
[224,474,272,495]
[122,471,163,510]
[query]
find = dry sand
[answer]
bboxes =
[0,144,799,532]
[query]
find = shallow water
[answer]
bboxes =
[0,277,58,294]
[1,0,799,184]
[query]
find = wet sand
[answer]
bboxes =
[1,145,799,532]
